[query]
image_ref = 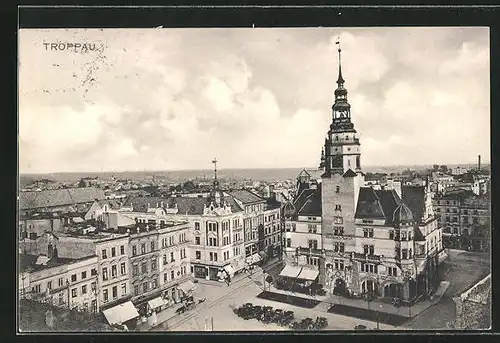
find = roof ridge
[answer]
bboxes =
[297,192,316,214]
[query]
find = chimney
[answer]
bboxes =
[478,154,481,171]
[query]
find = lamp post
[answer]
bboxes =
[376,304,382,330]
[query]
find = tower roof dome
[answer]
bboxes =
[392,203,414,226]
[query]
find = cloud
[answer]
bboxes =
[18,27,490,173]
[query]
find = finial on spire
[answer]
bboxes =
[212,158,218,182]
[335,38,344,85]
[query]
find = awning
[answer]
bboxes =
[178,280,196,294]
[102,301,139,325]
[279,265,302,278]
[147,297,164,309]
[223,265,235,276]
[297,268,319,281]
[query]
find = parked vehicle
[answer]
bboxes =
[313,317,328,330]
[175,306,186,315]
[354,324,367,330]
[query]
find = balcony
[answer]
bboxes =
[353,253,381,263]
[297,247,323,256]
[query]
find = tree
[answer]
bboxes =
[183,181,196,192]
[433,164,440,172]
[439,165,449,173]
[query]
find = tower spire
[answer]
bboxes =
[212,158,218,185]
[336,39,344,85]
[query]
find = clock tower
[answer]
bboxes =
[320,43,365,283]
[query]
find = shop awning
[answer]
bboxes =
[178,280,196,294]
[297,268,319,281]
[147,297,164,310]
[223,265,235,276]
[279,265,302,278]
[102,301,139,325]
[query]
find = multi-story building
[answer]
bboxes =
[119,171,246,282]
[434,190,490,252]
[21,230,133,311]
[19,239,99,313]
[262,201,282,260]
[280,46,446,303]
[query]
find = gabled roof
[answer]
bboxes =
[297,169,312,179]
[343,169,357,177]
[227,189,265,204]
[402,185,425,223]
[20,188,106,210]
[355,187,402,225]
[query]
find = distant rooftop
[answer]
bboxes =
[19,187,106,210]
[19,253,94,273]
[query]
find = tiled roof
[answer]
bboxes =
[402,186,425,223]
[227,189,265,204]
[463,195,490,210]
[20,188,106,210]
[123,195,243,215]
[355,187,401,225]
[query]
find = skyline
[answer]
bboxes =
[19,27,490,173]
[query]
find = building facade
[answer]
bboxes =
[280,46,446,303]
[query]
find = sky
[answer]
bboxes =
[19,27,490,173]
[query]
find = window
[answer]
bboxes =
[141,262,147,274]
[170,252,175,262]
[111,265,117,278]
[102,249,107,259]
[286,238,291,247]
[103,289,109,302]
[47,281,52,290]
[335,205,342,211]
[120,245,125,255]
[59,292,64,305]
[121,283,127,295]
[71,274,77,282]
[152,279,157,289]
[151,258,157,271]
[82,285,87,294]
[102,268,108,281]
[401,231,407,241]
[195,222,200,230]
[402,249,408,259]
[171,270,175,280]
[334,242,345,253]
[209,252,214,261]
[306,256,319,266]
[132,245,137,256]
[208,237,217,246]
[112,286,118,299]
[134,285,139,296]
[363,228,374,238]
[334,259,344,270]
[91,282,96,292]
[214,253,218,261]
[308,224,317,233]
[334,226,344,236]
[141,244,146,254]
[143,282,148,293]
[163,255,167,265]
[164,273,168,283]
[389,230,394,240]
[151,241,155,251]
[58,278,64,287]
[388,267,397,276]
[121,262,126,275]
[196,251,201,259]
[132,264,139,276]
[308,240,318,250]
[72,288,77,298]
[195,237,201,245]
[111,247,116,257]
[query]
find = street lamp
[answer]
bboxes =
[376,304,383,330]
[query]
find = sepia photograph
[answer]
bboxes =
[18,26,491,332]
